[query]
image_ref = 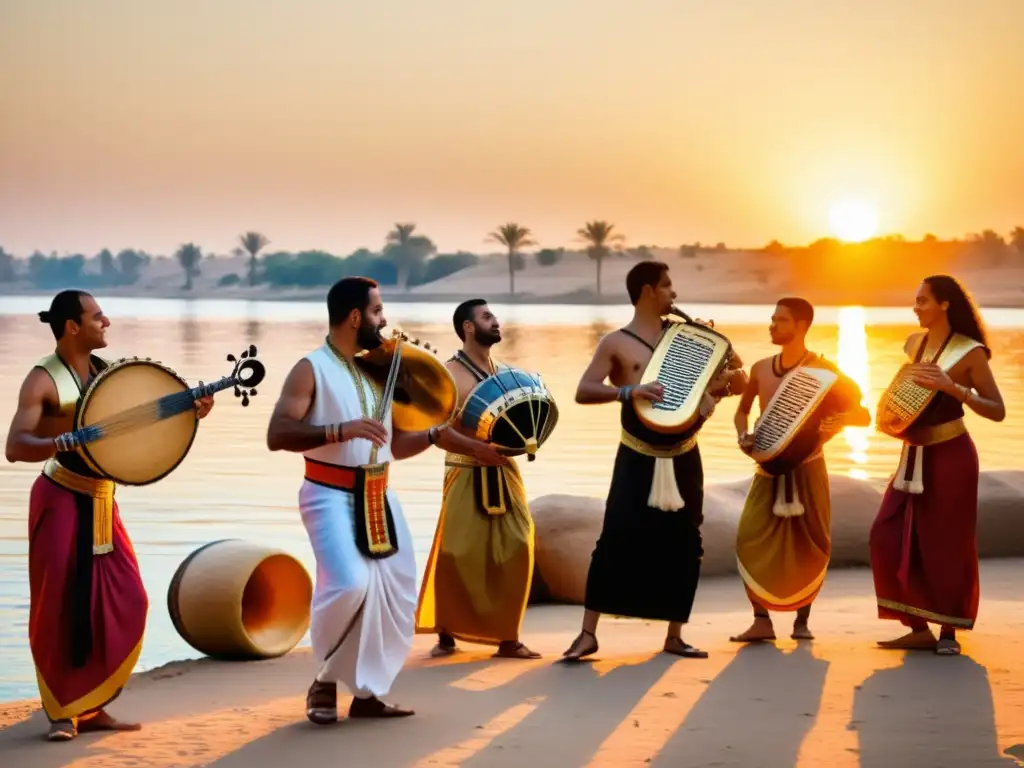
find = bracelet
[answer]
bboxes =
[617,385,635,403]
[324,423,340,444]
[427,426,438,446]
[958,384,972,404]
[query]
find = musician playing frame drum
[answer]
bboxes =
[415,299,543,662]
[562,261,745,662]
[731,298,868,644]
[4,290,214,743]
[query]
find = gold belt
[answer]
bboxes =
[43,458,116,555]
[903,418,967,447]
[444,451,484,468]
[620,429,697,459]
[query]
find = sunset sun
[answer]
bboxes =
[828,199,879,242]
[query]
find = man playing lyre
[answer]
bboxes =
[562,261,745,661]
[415,299,541,660]
[4,290,214,742]
[731,298,869,643]
[267,277,480,724]
[870,275,1004,656]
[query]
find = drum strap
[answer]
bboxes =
[451,351,491,382]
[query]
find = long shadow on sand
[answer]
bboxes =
[853,652,1016,767]
[206,652,678,767]
[652,642,828,766]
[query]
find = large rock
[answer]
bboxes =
[528,470,1024,606]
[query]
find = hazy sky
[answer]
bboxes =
[1,0,1021,257]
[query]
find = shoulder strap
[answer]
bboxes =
[619,328,656,353]
[450,351,490,382]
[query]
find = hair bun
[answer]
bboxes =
[38,311,51,323]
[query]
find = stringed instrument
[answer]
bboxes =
[56,346,265,486]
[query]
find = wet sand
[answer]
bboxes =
[3,561,1023,767]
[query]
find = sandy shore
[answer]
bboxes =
[2,562,1023,767]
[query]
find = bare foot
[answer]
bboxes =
[348,695,415,718]
[935,637,962,656]
[663,636,708,658]
[429,643,457,658]
[561,630,598,661]
[77,711,141,733]
[791,623,814,640]
[47,720,77,742]
[877,629,937,650]
[729,618,776,643]
[494,641,541,659]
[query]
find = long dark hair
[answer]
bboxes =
[923,275,991,357]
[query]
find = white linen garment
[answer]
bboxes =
[299,343,417,699]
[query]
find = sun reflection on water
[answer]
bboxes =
[836,307,872,480]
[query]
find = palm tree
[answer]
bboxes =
[577,220,625,297]
[384,223,436,290]
[487,223,536,296]
[239,231,270,286]
[1010,226,1024,256]
[175,243,203,291]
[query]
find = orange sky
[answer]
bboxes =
[1,0,1021,257]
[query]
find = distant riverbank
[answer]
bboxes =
[5,247,1024,308]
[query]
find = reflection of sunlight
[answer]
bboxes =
[836,307,871,479]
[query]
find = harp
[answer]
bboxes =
[875,332,983,438]
[750,365,838,476]
[633,310,735,434]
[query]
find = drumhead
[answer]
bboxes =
[77,359,198,486]
[460,368,559,456]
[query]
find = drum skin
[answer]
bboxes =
[459,368,559,457]
[167,539,312,660]
[76,359,198,486]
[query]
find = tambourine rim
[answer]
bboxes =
[74,357,199,486]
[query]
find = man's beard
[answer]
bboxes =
[474,327,501,347]
[357,320,384,351]
[771,332,793,346]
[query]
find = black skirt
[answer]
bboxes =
[583,441,705,623]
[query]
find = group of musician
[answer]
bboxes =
[4,263,1005,742]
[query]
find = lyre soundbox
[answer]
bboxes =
[751,365,839,476]
[634,321,734,434]
[875,332,983,438]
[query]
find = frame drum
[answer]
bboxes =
[459,367,559,458]
[76,358,199,486]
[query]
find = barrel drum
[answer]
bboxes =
[167,539,312,660]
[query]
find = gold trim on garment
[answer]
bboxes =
[619,429,697,459]
[877,598,974,629]
[737,556,829,608]
[753,448,824,478]
[42,459,116,555]
[444,452,483,468]
[902,417,967,447]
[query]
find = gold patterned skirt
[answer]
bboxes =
[414,455,534,645]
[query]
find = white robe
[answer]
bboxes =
[299,343,417,699]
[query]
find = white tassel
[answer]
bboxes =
[648,457,685,511]
[893,444,925,495]
[772,474,805,518]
